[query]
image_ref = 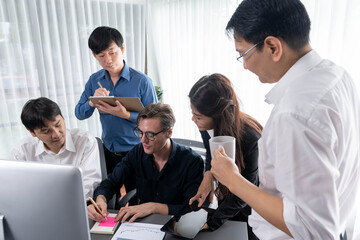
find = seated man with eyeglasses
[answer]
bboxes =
[87,103,204,223]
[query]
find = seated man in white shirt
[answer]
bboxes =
[12,97,102,199]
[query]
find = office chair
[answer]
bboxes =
[96,137,108,181]
[172,138,206,158]
[118,189,137,207]
[96,137,117,209]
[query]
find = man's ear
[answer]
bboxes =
[264,36,283,62]
[121,43,125,53]
[166,127,173,138]
[92,51,96,58]
[27,129,36,137]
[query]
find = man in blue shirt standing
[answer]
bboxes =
[75,26,157,175]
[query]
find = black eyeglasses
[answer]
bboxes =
[133,127,168,141]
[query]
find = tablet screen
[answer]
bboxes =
[161,205,215,239]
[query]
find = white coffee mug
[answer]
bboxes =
[209,136,236,163]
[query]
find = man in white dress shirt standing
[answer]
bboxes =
[210,0,360,239]
[12,97,102,199]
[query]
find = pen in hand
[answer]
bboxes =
[96,81,110,97]
[88,196,108,221]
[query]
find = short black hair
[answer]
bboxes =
[226,0,311,51]
[88,26,124,54]
[21,97,63,132]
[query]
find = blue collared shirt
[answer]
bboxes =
[75,61,158,152]
[93,140,204,215]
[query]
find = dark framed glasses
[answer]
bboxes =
[133,127,168,141]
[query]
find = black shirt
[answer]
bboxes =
[94,139,204,215]
[200,124,261,230]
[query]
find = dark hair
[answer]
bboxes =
[189,73,262,199]
[226,0,311,51]
[21,97,63,133]
[136,103,176,130]
[88,26,124,54]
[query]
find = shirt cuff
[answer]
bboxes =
[205,165,211,171]
[85,100,94,111]
[206,214,222,231]
[129,112,137,122]
[167,204,183,215]
[283,196,311,239]
[93,189,111,204]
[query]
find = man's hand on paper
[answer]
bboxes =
[189,171,214,207]
[210,147,240,188]
[87,197,109,222]
[89,87,110,107]
[95,100,130,119]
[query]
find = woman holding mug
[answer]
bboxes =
[189,73,262,240]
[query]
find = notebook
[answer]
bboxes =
[90,213,120,234]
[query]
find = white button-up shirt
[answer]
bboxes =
[248,50,360,239]
[12,128,102,199]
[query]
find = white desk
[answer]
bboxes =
[90,213,248,240]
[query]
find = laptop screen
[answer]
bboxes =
[0,160,90,240]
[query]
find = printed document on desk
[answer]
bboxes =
[111,222,165,240]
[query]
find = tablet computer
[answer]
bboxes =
[161,204,215,239]
[89,96,144,113]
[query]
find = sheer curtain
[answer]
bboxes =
[0,0,147,158]
[148,0,360,139]
[147,0,360,238]
[147,0,273,140]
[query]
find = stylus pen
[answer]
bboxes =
[97,81,103,88]
[88,196,108,221]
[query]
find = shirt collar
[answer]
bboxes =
[35,138,47,156]
[167,139,178,165]
[265,50,322,106]
[120,61,130,82]
[64,130,76,153]
[34,130,75,156]
[143,139,178,165]
[100,60,130,82]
